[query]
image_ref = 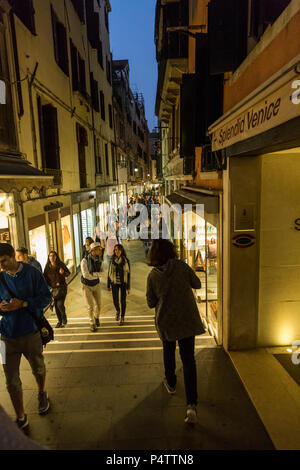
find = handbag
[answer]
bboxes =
[52,285,67,300]
[0,272,54,347]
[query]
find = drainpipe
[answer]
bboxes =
[28,62,39,168]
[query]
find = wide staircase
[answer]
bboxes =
[45,314,216,355]
[45,240,216,356]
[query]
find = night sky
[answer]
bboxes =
[109,0,158,132]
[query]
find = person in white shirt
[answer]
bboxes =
[80,243,103,332]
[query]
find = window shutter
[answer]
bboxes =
[51,6,60,65]
[100,91,106,121]
[180,74,197,158]
[51,6,69,76]
[12,0,36,34]
[98,40,103,68]
[251,0,291,38]
[195,34,223,146]
[208,0,248,75]
[78,56,86,95]
[109,104,113,128]
[86,1,100,49]
[70,40,79,91]
[70,0,85,23]
[90,73,99,112]
[56,22,69,76]
[42,105,60,170]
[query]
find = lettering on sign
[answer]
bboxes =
[218,98,281,148]
[210,77,300,151]
[294,218,300,231]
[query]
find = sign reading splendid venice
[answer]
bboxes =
[210,76,300,152]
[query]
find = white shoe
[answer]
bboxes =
[184,404,197,424]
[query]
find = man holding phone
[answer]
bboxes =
[0,243,52,434]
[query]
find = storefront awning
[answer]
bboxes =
[0,152,53,192]
[0,153,47,176]
[166,190,219,214]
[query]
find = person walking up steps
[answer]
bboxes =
[107,244,130,326]
[146,239,205,425]
[15,247,42,273]
[43,251,70,328]
[81,242,103,332]
[0,243,52,434]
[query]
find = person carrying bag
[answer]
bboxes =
[0,272,53,346]
[43,251,70,328]
[0,243,52,433]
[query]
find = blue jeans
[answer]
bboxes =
[162,336,197,405]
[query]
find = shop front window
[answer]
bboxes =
[206,222,218,331]
[98,203,108,233]
[73,213,81,267]
[81,208,94,241]
[49,221,58,253]
[61,215,74,270]
[29,225,48,270]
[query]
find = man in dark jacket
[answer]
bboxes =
[15,247,42,272]
[0,243,52,434]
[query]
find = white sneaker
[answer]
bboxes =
[184,404,197,424]
[163,378,176,394]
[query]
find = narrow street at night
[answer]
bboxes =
[1,0,300,456]
[0,241,273,450]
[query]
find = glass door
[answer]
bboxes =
[73,213,81,267]
[49,221,58,253]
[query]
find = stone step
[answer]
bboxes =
[43,342,217,355]
[44,335,216,353]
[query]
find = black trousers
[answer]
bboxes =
[54,288,67,324]
[111,283,127,317]
[162,336,197,406]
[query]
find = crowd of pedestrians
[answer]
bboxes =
[0,189,205,443]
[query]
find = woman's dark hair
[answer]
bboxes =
[44,251,63,272]
[0,243,15,258]
[85,237,94,245]
[113,244,127,259]
[148,239,177,267]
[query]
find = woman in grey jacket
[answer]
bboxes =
[146,239,205,424]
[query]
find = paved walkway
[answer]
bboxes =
[0,242,274,450]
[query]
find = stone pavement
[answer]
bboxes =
[0,241,274,450]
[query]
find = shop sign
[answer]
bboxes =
[209,76,300,152]
[44,201,63,212]
[232,233,256,248]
